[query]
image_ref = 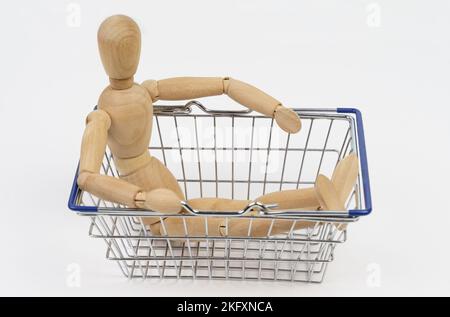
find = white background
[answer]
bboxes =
[0,0,449,296]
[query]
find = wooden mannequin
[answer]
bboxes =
[159,153,359,237]
[78,15,301,213]
[221,153,358,237]
[78,15,357,237]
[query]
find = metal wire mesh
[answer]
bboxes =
[71,102,365,283]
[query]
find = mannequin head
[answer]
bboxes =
[97,15,141,87]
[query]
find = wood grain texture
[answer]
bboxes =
[97,15,141,82]
[332,153,359,203]
[98,84,153,159]
[223,77,280,117]
[159,188,321,237]
[77,172,141,207]
[120,155,185,200]
[141,79,159,102]
[109,77,135,90]
[135,188,181,213]
[148,222,161,235]
[136,187,183,226]
[145,198,250,236]
[156,77,224,100]
[79,110,111,174]
[114,150,152,176]
[218,187,320,237]
[256,187,320,210]
[159,216,224,237]
[158,188,322,237]
[315,174,345,211]
[273,106,302,133]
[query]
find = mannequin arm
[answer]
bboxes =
[142,77,301,133]
[77,110,181,212]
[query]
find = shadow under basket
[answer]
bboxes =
[68,101,372,283]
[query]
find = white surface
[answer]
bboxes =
[0,0,449,296]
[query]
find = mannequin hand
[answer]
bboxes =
[274,106,301,133]
[135,188,182,213]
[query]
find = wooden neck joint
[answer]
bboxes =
[109,77,134,90]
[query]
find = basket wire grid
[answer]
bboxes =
[68,101,371,283]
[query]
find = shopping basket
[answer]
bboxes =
[68,100,371,283]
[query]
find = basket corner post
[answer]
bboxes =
[338,107,373,217]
